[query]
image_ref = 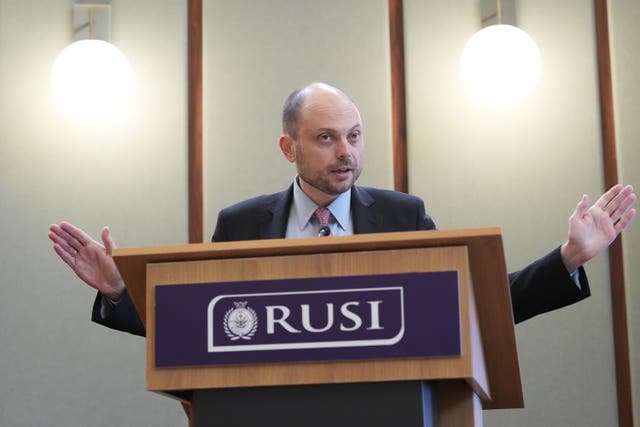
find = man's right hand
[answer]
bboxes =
[48,222,126,300]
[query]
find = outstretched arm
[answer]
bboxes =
[561,184,637,273]
[48,221,126,300]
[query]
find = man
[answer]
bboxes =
[49,82,637,337]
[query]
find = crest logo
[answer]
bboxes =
[223,301,258,340]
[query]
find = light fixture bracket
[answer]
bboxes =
[480,0,516,27]
[73,2,111,42]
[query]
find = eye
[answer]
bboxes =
[349,130,361,142]
[318,133,332,143]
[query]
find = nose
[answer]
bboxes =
[335,136,351,159]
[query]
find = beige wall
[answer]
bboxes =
[0,0,636,426]
[405,0,617,425]
[202,0,393,233]
[0,0,187,425]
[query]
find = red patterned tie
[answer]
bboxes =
[314,207,331,236]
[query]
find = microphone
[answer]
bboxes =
[318,226,331,237]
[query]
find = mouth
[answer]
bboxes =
[331,166,353,177]
[332,166,352,173]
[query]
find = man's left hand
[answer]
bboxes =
[561,184,637,272]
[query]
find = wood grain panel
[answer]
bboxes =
[594,1,633,424]
[188,0,203,243]
[388,0,408,193]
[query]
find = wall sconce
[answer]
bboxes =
[51,2,133,117]
[459,0,542,105]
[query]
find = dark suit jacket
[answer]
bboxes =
[92,185,590,336]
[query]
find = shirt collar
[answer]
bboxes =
[291,177,351,232]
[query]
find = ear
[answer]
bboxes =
[279,134,296,163]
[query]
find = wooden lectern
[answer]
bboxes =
[114,228,523,427]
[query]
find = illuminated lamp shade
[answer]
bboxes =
[460,24,542,105]
[51,39,133,116]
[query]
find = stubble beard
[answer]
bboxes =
[297,157,362,197]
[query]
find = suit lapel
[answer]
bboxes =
[351,186,380,234]
[258,185,294,239]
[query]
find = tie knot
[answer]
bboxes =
[314,207,331,236]
[314,207,331,227]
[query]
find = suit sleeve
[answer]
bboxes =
[416,199,437,230]
[89,198,259,336]
[90,198,250,336]
[91,291,146,337]
[410,194,590,323]
[211,209,228,242]
[509,246,590,323]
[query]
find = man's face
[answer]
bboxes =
[281,89,364,206]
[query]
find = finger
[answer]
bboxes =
[614,208,637,234]
[609,192,637,223]
[572,194,589,219]
[48,224,63,244]
[603,184,634,213]
[48,226,79,256]
[101,226,117,256]
[53,224,85,253]
[59,221,94,248]
[48,223,69,243]
[53,243,75,268]
[594,184,623,209]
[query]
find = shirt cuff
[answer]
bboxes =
[569,269,581,290]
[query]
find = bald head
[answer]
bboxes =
[278,82,364,206]
[282,82,356,140]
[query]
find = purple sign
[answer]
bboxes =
[155,272,460,367]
